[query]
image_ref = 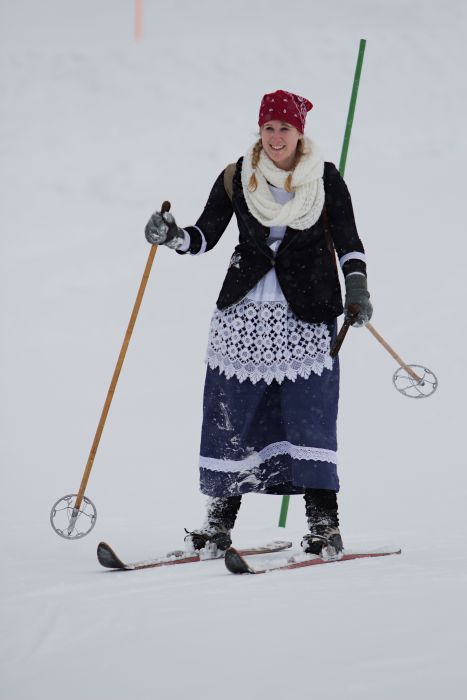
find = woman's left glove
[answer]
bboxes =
[144,210,186,250]
[344,274,373,327]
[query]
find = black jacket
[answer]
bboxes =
[177,159,367,323]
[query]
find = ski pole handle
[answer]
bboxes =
[330,304,360,358]
[330,319,352,359]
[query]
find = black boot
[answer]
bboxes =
[301,488,343,558]
[184,496,242,557]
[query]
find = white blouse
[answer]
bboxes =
[246,184,292,303]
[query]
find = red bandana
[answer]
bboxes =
[258,90,313,134]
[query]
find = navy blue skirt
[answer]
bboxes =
[199,354,340,497]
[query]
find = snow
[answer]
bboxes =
[1,0,467,698]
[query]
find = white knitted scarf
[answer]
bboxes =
[241,137,325,230]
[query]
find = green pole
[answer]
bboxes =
[278,494,290,528]
[339,39,366,177]
[277,38,367,528]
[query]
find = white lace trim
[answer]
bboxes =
[206,298,333,385]
[200,441,337,473]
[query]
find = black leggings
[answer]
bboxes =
[304,488,339,528]
[204,488,339,531]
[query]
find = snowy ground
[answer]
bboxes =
[1,1,467,698]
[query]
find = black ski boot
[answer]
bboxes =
[301,527,343,558]
[301,488,343,559]
[184,495,242,558]
[184,530,232,554]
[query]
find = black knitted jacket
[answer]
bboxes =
[177,159,367,324]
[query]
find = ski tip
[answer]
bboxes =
[97,541,126,569]
[224,547,255,575]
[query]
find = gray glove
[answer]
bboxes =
[344,274,373,327]
[144,210,185,250]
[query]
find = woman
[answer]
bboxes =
[144,90,372,558]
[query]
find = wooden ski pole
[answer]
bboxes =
[70,202,170,519]
[365,323,422,382]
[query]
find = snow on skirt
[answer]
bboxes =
[199,323,340,497]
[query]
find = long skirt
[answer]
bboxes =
[198,355,340,497]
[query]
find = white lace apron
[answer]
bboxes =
[206,185,333,385]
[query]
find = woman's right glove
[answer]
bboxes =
[344,274,373,327]
[144,210,186,250]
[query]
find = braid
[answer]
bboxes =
[248,139,263,192]
[284,138,308,192]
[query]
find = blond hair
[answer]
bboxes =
[248,136,309,193]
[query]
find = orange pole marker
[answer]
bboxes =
[134,0,143,41]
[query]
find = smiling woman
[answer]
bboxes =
[260,121,302,172]
[144,89,373,560]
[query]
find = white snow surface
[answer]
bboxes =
[1,1,467,698]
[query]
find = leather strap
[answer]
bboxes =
[223,162,236,200]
